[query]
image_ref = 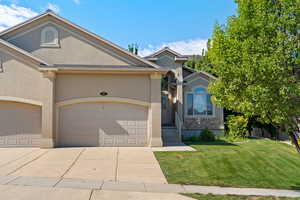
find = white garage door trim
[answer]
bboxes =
[0,96,43,106]
[56,97,150,108]
[55,97,150,147]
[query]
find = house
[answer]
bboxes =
[145,48,224,144]
[0,10,224,148]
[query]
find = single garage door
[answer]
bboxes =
[0,101,41,147]
[58,102,148,147]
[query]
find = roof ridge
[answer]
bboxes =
[145,47,187,58]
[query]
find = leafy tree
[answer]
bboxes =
[208,0,300,152]
[186,39,214,74]
[128,43,139,55]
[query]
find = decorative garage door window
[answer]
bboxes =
[187,87,213,116]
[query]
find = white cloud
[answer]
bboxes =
[73,0,80,5]
[139,39,208,57]
[46,3,60,13]
[0,4,38,32]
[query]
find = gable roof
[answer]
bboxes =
[0,38,49,66]
[0,10,164,71]
[183,70,216,81]
[145,47,188,59]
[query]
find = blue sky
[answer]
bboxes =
[0,0,236,56]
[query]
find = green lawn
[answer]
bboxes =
[155,138,300,189]
[184,193,300,200]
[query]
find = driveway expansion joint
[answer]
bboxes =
[0,149,38,169]
[60,148,86,179]
[114,147,119,182]
[6,150,50,176]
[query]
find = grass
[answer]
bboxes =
[154,138,300,189]
[184,193,300,200]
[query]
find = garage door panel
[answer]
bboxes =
[59,102,148,147]
[0,102,41,147]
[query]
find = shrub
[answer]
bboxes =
[189,135,199,142]
[199,128,215,141]
[226,115,249,139]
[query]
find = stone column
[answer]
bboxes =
[41,71,56,148]
[176,67,183,120]
[149,73,163,147]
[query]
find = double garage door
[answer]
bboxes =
[58,102,148,147]
[0,101,148,147]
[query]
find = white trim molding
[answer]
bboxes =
[0,96,43,106]
[184,71,216,81]
[56,97,150,108]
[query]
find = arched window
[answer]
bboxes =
[40,26,59,47]
[186,87,213,116]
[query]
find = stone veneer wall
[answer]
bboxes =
[184,117,223,130]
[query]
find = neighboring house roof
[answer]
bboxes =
[0,39,49,66]
[0,10,164,71]
[145,47,189,60]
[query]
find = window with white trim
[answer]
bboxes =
[186,87,213,116]
[40,26,59,47]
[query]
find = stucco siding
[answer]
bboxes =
[8,24,131,66]
[55,74,150,103]
[0,50,44,102]
[155,52,177,70]
[5,16,148,67]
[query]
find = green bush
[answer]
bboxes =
[199,128,216,141]
[189,135,199,142]
[226,115,249,139]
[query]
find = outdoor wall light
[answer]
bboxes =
[100,91,108,96]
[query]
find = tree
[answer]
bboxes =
[208,0,300,152]
[128,43,139,55]
[186,39,214,74]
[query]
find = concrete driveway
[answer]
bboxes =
[0,147,167,184]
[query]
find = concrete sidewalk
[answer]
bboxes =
[0,185,195,200]
[0,175,299,198]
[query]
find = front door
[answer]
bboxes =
[161,94,173,126]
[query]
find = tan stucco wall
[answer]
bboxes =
[0,50,44,102]
[183,75,224,130]
[5,16,148,67]
[55,73,150,103]
[153,52,183,70]
[0,49,55,147]
[0,15,163,147]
